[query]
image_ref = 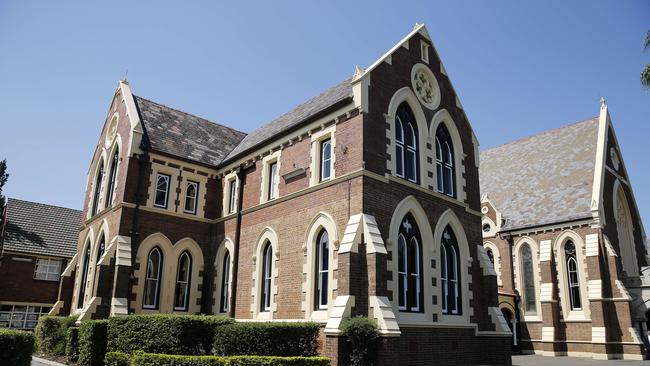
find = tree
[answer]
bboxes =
[0,159,8,226]
[642,30,650,89]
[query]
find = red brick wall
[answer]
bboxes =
[0,252,66,304]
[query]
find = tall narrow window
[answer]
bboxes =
[105,147,119,208]
[90,234,106,295]
[220,251,231,313]
[565,241,582,310]
[486,248,495,264]
[520,244,537,315]
[154,174,171,208]
[143,248,162,309]
[315,230,329,309]
[91,161,105,216]
[397,214,422,312]
[267,162,278,200]
[440,226,461,315]
[261,242,273,312]
[320,138,332,182]
[228,180,237,214]
[77,242,91,308]
[435,125,455,197]
[174,252,192,311]
[184,181,199,214]
[394,103,418,183]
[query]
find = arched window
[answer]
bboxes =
[174,251,192,311]
[95,234,106,263]
[398,214,422,312]
[395,103,418,183]
[435,125,455,197]
[261,242,273,312]
[105,147,119,208]
[315,230,329,310]
[91,161,105,216]
[77,241,91,308]
[565,241,581,310]
[486,248,495,264]
[143,248,162,309]
[440,225,461,315]
[220,251,231,313]
[520,244,537,315]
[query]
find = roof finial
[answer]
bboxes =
[600,96,607,109]
[414,23,424,30]
[352,65,366,80]
[120,70,129,85]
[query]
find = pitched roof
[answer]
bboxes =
[2,198,81,258]
[223,78,354,162]
[134,96,247,166]
[479,118,599,231]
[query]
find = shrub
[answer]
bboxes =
[340,317,379,366]
[34,315,78,355]
[130,352,330,366]
[79,320,109,366]
[0,328,35,366]
[66,326,80,363]
[213,322,320,357]
[107,314,233,355]
[105,351,130,366]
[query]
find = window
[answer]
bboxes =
[261,242,273,312]
[228,179,237,214]
[397,214,423,312]
[91,161,105,216]
[320,139,332,182]
[565,241,582,310]
[220,251,231,313]
[520,244,537,315]
[105,147,119,207]
[486,248,494,264]
[440,226,461,315]
[174,252,192,311]
[96,234,106,263]
[394,103,418,183]
[420,40,430,63]
[315,230,329,310]
[143,247,162,309]
[154,174,171,208]
[34,258,62,281]
[0,305,51,330]
[77,242,91,308]
[267,162,278,200]
[435,125,455,197]
[482,223,491,233]
[184,181,199,214]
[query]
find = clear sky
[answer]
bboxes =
[1,1,648,228]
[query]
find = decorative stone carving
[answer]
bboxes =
[410,64,440,110]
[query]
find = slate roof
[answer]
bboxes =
[2,198,81,258]
[134,96,247,166]
[479,118,599,231]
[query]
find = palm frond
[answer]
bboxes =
[646,30,650,50]
[642,64,650,88]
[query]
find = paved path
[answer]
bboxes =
[513,354,647,366]
[31,356,66,366]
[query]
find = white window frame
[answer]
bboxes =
[309,126,336,187]
[260,151,281,204]
[173,252,191,311]
[228,180,237,213]
[0,304,51,330]
[315,230,329,310]
[261,242,273,312]
[320,138,332,182]
[143,247,162,310]
[34,258,62,282]
[154,173,171,209]
[220,251,231,313]
[183,181,199,214]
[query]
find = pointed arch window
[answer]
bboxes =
[520,244,537,315]
[435,125,455,197]
[565,241,582,310]
[174,251,192,311]
[261,242,273,312]
[91,161,105,216]
[441,225,461,315]
[220,251,231,313]
[395,103,418,183]
[397,214,423,312]
[105,147,119,208]
[143,247,162,309]
[486,248,495,264]
[315,229,330,310]
[77,241,91,308]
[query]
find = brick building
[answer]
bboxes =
[0,198,80,329]
[480,101,648,360]
[51,24,510,365]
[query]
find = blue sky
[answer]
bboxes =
[1,1,648,228]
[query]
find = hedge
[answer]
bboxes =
[107,314,233,356]
[340,317,379,366]
[66,326,80,363]
[130,352,330,366]
[0,328,35,366]
[213,322,320,357]
[34,315,77,356]
[104,352,130,366]
[79,320,108,366]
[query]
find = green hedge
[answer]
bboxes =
[79,320,109,366]
[104,351,130,366]
[130,352,330,366]
[340,317,379,366]
[0,329,35,366]
[107,314,233,356]
[34,315,77,355]
[66,326,80,363]
[213,322,320,357]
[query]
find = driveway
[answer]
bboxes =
[513,354,647,366]
[31,356,66,366]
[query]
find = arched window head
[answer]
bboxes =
[435,124,455,198]
[77,241,91,308]
[174,251,192,311]
[565,241,582,310]
[397,214,422,312]
[143,247,162,309]
[105,147,119,208]
[261,242,273,312]
[220,251,231,313]
[91,161,105,216]
[441,225,461,315]
[520,243,537,315]
[315,229,329,310]
[395,103,418,183]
